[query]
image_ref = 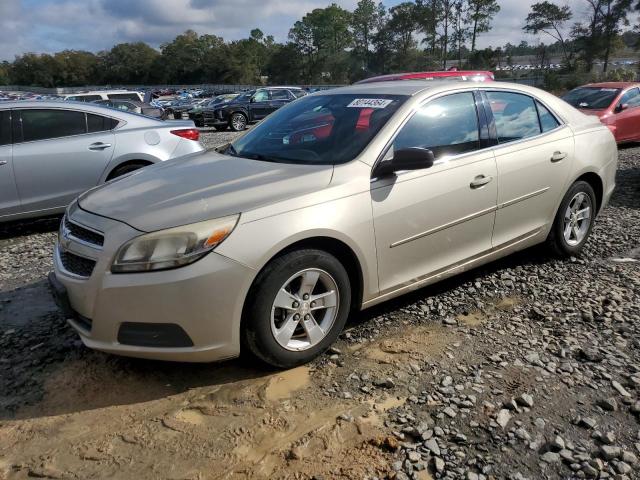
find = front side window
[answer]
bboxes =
[20,109,86,142]
[487,91,540,143]
[0,111,10,146]
[229,94,407,165]
[393,92,480,160]
[253,90,269,102]
[619,88,640,108]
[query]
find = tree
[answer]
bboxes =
[102,42,160,84]
[351,0,380,73]
[467,0,500,52]
[386,2,420,70]
[523,1,573,66]
[438,0,456,68]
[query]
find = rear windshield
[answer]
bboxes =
[228,94,407,165]
[562,87,621,109]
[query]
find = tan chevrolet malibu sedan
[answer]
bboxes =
[49,81,618,368]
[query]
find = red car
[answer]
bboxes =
[562,82,640,143]
[355,70,495,85]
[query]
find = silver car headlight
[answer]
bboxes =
[111,215,239,273]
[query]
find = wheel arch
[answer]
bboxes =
[104,159,155,181]
[574,171,604,214]
[241,235,365,323]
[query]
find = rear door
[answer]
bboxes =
[0,110,20,217]
[613,87,640,142]
[268,89,294,114]
[12,108,116,213]
[484,90,574,247]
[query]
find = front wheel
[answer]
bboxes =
[242,249,351,368]
[229,113,247,131]
[546,180,596,257]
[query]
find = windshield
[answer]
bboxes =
[229,93,407,165]
[562,87,621,109]
[234,91,255,103]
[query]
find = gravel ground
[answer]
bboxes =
[0,134,638,479]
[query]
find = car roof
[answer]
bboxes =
[356,70,494,84]
[584,82,640,89]
[0,100,160,124]
[65,90,139,95]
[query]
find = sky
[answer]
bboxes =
[0,0,599,61]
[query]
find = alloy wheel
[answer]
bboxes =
[232,114,246,131]
[270,268,339,351]
[563,192,593,247]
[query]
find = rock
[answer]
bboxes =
[443,407,457,418]
[611,380,631,397]
[540,452,560,463]
[578,417,597,429]
[621,451,638,465]
[518,393,534,408]
[434,457,445,473]
[600,445,622,460]
[424,438,441,456]
[596,397,618,411]
[407,451,421,462]
[550,435,565,451]
[496,409,511,429]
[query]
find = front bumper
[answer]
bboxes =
[52,204,256,362]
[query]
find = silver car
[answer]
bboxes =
[49,82,618,368]
[0,101,203,222]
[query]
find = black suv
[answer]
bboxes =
[194,87,306,131]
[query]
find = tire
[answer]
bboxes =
[546,180,597,257]
[242,249,351,369]
[106,162,150,181]
[214,125,229,132]
[229,113,247,132]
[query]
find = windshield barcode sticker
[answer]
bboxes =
[347,98,393,109]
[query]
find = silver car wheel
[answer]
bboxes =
[231,114,246,131]
[563,192,593,246]
[270,268,339,352]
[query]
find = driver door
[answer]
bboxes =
[371,92,498,295]
[614,87,640,142]
[249,90,271,120]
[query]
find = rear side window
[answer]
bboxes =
[536,101,560,132]
[68,95,102,102]
[620,88,640,108]
[271,90,292,100]
[393,92,480,160]
[0,111,10,146]
[486,92,540,143]
[107,93,140,101]
[87,113,118,132]
[20,109,87,142]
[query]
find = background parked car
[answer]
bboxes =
[93,99,167,120]
[0,101,203,222]
[355,70,495,84]
[165,98,206,119]
[204,87,306,131]
[63,90,144,102]
[562,82,640,143]
[188,94,239,127]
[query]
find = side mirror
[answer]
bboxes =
[616,103,629,113]
[373,148,435,178]
[250,96,257,103]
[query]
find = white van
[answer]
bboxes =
[63,90,144,102]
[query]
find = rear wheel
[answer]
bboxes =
[242,249,351,368]
[229,113,247,132]
[546,180,596,257]
[106,162,150,181]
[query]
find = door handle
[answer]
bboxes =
[470,175,493,189]
[88,142,112,151]
[551,151,567,163]
[0,160,7,166]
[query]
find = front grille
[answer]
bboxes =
[59,249,97,278]
[65,217,104,247]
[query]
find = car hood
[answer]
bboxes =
[78,152,334,232]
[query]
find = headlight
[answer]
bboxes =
[111,215,239,273]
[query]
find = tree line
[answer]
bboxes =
[0,0,638,88]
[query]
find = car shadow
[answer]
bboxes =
[0,215,61,241]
